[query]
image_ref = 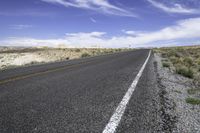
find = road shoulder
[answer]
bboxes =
[155,53,200,132]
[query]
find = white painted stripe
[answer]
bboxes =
[102,50,151,133]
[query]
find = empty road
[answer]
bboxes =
[0,49,161,133]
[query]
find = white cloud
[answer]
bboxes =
[41,0,136,17]
[122,30,146,36]
[65,32,106,37]
[0,10,55,17]
[9,25,33,30]
[1,18,200,48]
[148,0,199,14]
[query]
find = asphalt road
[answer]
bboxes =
[0,49,161,133]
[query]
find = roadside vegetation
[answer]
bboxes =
[185,98,200,105]
[0,47,132,70]
[154,46,200,105]
[154,46,200,81]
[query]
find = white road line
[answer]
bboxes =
[102,50,151,133]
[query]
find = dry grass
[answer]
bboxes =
[154,46,200,82]
[0,47,132,70]
[155,46,200,103]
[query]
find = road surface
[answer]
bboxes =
[0,49,161,133]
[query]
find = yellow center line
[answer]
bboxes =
[0,60,96,85]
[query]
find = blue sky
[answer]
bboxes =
[0,0,200,48]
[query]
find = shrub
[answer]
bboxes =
[75,49,81,52]
[167,50,181,57]
[81,53,90,58]
[186,98,200,105]
[161,53,167,58]
[170,56,182,65]
[183,57,193,66]
[187,88,200,95]
[197,59,200,65]
[162,59,168,62]
[176,65,194,78]
[162,62,170,68]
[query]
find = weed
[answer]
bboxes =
[176,65,194,78]
[170,56,182,65]
[174,90,182,94]
[75,49,81,52]
[187,88,200,95]
[183,57,193,66]
[186,97,200,105]
[81,53,90,58]
[161,53,167,58]
[162,62,170,68]
[162,59,168,62]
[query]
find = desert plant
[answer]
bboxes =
[183,57,193,66]
[170,56,182,65]
[186,97,200,105]
[162,62,170,68]
[81,53,90,58]
[75,49,81,52]
[187,88,200,95]
[197,59,200,65]
[176,65,194,78]
[161,53,167,58]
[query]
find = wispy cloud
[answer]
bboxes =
[2,17,200,48]
[90,17,96,23]
[122,30,146,36]
[0,10,55,17]
[9,25,33,30]
[147,0,199,14]
[41,0,136,17]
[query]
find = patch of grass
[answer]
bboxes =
[186,97,200,105]
[197,59,200,65]
[161,59,168,62]
[162,62,170,68]
[161,53,168,58]
[183,57,193,66]
[75,49,81,52]
[187,88,200,95]
[176,65,194,78]
[170,56,182,65]
[81,53,90,58]
[174,90,182,94]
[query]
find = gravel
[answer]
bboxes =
[154,53,200,133]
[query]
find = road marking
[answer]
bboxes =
[102,50,151,133]
[0,60,97,85]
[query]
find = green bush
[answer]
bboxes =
[161,53,168,58]
[183,57,193,66]
[186,98,200,105]
[162,62,170,68]
[81,53,90,58]
[197,59,200,65]
[176,65,194,78]
[170,57,182,65]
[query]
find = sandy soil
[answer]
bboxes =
[0,47,126,70]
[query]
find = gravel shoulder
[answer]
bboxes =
[154,53,200,132]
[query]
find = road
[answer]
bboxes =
[0,49,161,133]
